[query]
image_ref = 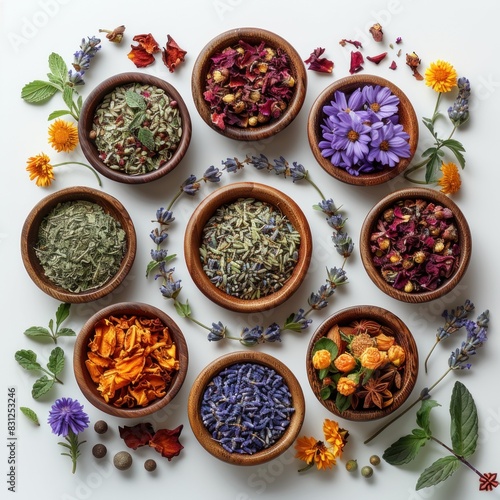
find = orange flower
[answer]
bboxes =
[424,60,457,93]
[26,153,55,187]
[375,332,395,351]
[388,345,406,367]
[337,376,357,396]
[360,346,384,370]
[323,419,348,459]
[334,353,356,372]
[48,119,79,153]
[294,436,336,470]
[312,349,332,370]
[438,162,461,195]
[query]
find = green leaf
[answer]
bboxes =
[442,139,466,168]
[146,260,160,277]
[48,52,68,85]
[416,399,440,436]
[320,385,332,400]
[383,429,429,465]
[125,90,146,110]
[312,337,338,359]
[15,350,41,371]
[421,147,437,158]
[174,300,191,318]
[47,346,65,375]
[62,86,75,112]
[55,303,71,327]
[21,80,59,103]
[32,376,54,399]
[450,381,478,458]
[128,110,146,131]
[425,154,441,184]
[138,127,156,151]
[416,456,460,490]
[335,392,351,413]
[20,407,40,426]
[56,328,76,338]
[23,326,52,340]
[48,109,73,120]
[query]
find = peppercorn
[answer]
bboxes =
[114,451,133,470]
[361,465,374,478]
[92,444,107,458]
[144,459,157,472]
[369,455,381,466]
[345,459,358,472]
[94,420,108,434]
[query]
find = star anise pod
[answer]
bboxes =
[357,370,395,409]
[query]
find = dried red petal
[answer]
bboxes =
[366,52,387,65]
[339,39,363,49]
[349,51,364,74]
[304,47,334,73]
[132,33,160,54]
[149,424,184,460]
[127,45,155,68]
[479,473,499,491]
[389,60,397,70]
[162,35,187,73]
[119,423,155,449]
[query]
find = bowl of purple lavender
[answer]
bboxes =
[188,351,305,465]
[307,74,418,186]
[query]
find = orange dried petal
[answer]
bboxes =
[85,359,105,384]
[149,425,184,460]
[88,319,117,357]
[114,351,146,382]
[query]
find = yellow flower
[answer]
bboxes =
[312,349,331,370]
[424,60,457,93]
[388,345,406,367]
[48,119,79,152]
[337,376,357,396]
[294,436,336,470]
[375,332,395,351]
[26,153,55,187]
[323,419,348,459]
[333,353,356,373]
[359,346,384,370]
[438,162,462,195]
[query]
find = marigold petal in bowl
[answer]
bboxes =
[308,74,418,185]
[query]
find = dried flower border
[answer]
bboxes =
[147,155,353,345]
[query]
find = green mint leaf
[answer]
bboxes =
[55,303,71,327]
[125,90,147,110]
[62,86,75,112]
[312,337,338,359]
[138,127,156,151]
[450,381,478,458]
[416,399,440,436]
[128,111,146,131]
[174,300,191,318]
[383,429,429,465]
[47,346,65,375]
[48,109,73,120]
[425,154,441,184]
[416,456,460,490]
[21,80,59,103]
[146,260,160,277]
[32,375,54,399]
[335,392,351,413]
[48,52,68,85]
[23,326,52,340]
[15,350,41,371]
[20,407,40,426]
[56,327,76,338]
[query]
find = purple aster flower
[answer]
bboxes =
[323,88,364,116]
[262,323,282,342]
[362,84,400,120]
[250,154,270,170]
[367,121,410,167]
[48,398,89,437]
[203,165,222,183]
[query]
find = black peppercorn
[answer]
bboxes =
[92,443,107,458]
[144,459,157,472]
[94,420,108,434]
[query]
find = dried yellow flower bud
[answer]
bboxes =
[388,345,406,367]
[249,90,261,102]
[375,333,395,351]
[212,70,226,83]
[414,251,426,264]
[434,240,445,253]
[312,349,332,370]
[248,116,259,127]
[404,281,414,293]
[222,93,235,103]
[264,47,276,61]
[378,238,390,250]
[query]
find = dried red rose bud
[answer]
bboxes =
[369,23,384,42]
[406,52,424,80]
[367,52,387,64]
[99,25,126,43]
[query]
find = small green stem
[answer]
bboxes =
[53,161,102,187]
[184,314,211,331]
[305,175,326,201]
[424,340,439,373]
[430,93,442,125]
[167,189,184,211]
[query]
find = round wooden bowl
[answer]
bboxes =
[74,302,188,418]
[21,186,136,303]
[360,187,472,303]
[78,72,191,184]
[184,182,313,313]
[307,74,418,185]
[191,27,307,141]
[188,351,305,465]
[306,305,418,421]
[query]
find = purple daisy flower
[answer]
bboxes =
[368,122,411,167]
[362,85,400,120]
[323,88,365,116]
[48,398,89,437]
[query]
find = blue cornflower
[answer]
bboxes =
[362,84,400,120]
[155,207,175,225]
[250,154,270,170]
[332,232,354,258]
[326,213,346,231]
[180,174,200,195]
[368,122,411,167]
[150,248,168,262]
[290,162,307,182]
[48,397,89,436]
[240,326,263,346]
[222,157,241,173]
[316,198,337,215]
[272,156,289,176]
[262,323,282,343]
[203,165,222,183]
[150,228,168,245]
[326,266,348,287]
[208,321,226,342]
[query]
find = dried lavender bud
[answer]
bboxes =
[144,459,157,472]
[94,420,108,434]
[92,443,107,458]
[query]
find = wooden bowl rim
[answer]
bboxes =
[73,301,188,418]
[78,72,192,184]
[184,181,313,313]
[20,186,136,303]
[307,74,419,186]
[306,305,419,421]
[359,187,472,303]
[188,350,305,465]
[191,26,307,141]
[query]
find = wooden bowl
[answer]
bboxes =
[78,72,191,184]
[360,187,472,303]
[21,186,136,303]
[184,182,313,313]
[306,305,418,421]
[191,27,307,141]
[307,74,418,185]
[74,302,188,418]
[188,351,305,465]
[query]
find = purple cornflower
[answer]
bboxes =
[250,154,270,170]
[180,174,200,195]
[240,326,263,346]
[202,165,222,183]
[48,398,89,437]
[362,84,400,120]
[368,122,411,167]
[262,323,282,343]
[208,321,226,342]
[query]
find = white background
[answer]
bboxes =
[1,1,499,499]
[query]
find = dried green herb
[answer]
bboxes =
[35,200,126,293]
[23,302,75,344]
[20,407,40,426]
